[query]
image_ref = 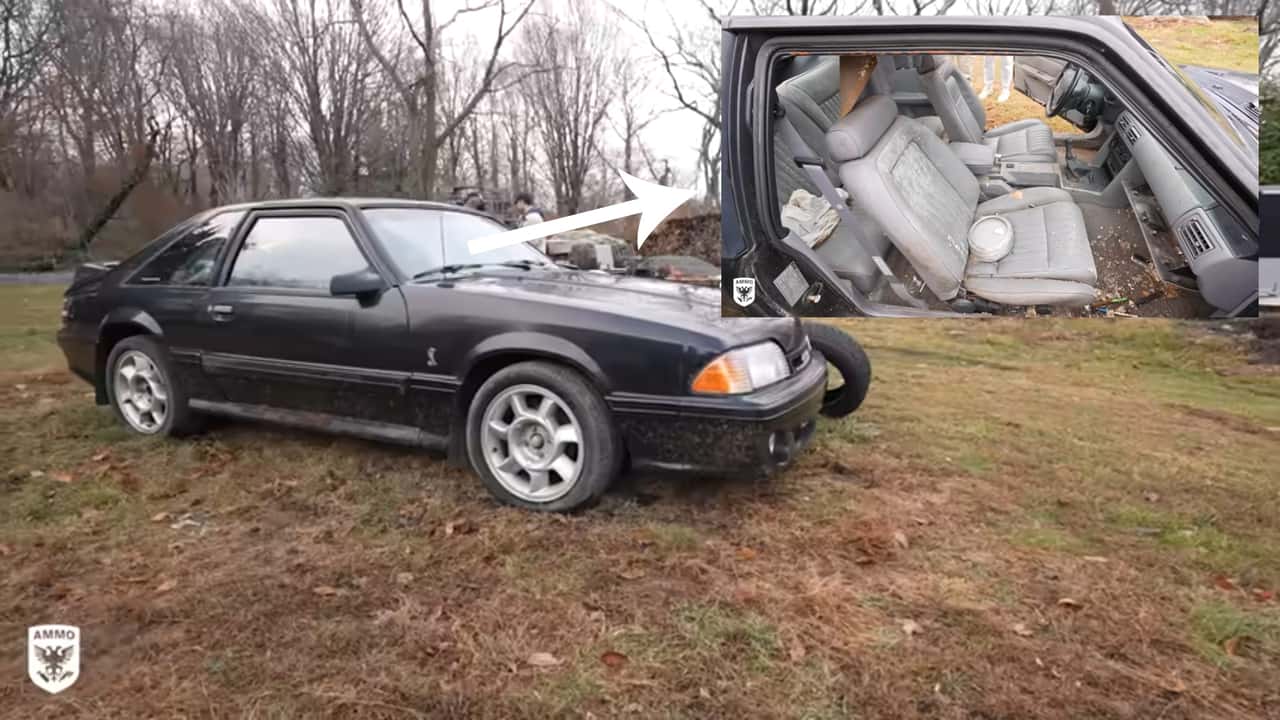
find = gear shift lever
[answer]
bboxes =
[1062,139,1077,179]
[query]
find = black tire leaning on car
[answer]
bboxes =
[802,321,871,419]
[104,335,203,437]
[465,360,622,512]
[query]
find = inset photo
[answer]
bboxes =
[721,16,1259,318]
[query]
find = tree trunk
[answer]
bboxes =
[78,121,165,250]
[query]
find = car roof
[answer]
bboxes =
[205,197,489,217]
[720,14,1129,36]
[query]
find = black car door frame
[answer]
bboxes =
[197,206,412,424]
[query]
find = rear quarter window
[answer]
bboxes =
[130,211,245,286]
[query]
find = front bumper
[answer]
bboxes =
[609,350,826,475]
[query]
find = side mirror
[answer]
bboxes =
[330,268,386,299]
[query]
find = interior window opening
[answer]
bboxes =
[765,50,1257,320]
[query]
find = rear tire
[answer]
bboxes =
[803,322,871,418]
[465,361,620,512]
[105,335,202,437]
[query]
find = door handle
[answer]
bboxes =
[208,304,235,320]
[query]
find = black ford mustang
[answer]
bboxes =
[57,199,868,511]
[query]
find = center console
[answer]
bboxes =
[998,161,1061,188]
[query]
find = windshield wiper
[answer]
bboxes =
[411,260,549,281]
[497,259,550,270]
[411,263,485,280]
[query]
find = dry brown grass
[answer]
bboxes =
[2,286,1278,718]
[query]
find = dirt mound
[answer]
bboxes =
[643,214,721,266]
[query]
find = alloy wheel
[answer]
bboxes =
[480,383,583,503]
[112,350,169,434]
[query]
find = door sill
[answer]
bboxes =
[188,399,447,450]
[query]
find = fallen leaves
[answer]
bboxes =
[527,652,562,668]
[0,543,13,557]
[92,450,111,463]
[444,518,477,537]
[734,546,758,561]
[901,619,923,638]
[600,651,628,669]
[1056,597,1083,610]
[1213,574,1237,592]
[312,585,348,597]
[50,472,73,483]
[155,579,177,594]
[892,530,910,549]
[1012,623,1035,637]
[787,638,807,662]
[1223,636,1243,657]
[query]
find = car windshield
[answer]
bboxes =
[363,207,549,279]
[1121,23,1250,152]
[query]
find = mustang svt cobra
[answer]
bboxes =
[57,199,869,511]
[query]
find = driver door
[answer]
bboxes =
[1013,56,1091,130]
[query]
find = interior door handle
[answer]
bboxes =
[208,304,235,320]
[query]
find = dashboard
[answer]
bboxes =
[1113,111,1257,313]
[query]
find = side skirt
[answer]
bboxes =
[188,399,448,451]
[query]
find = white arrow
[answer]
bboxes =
[467,172,695,255]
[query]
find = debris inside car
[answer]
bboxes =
[720,17,1259,319]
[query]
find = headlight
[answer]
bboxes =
[691,341,790,394]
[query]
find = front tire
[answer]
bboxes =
[465,361,620,512]
[105,335,202,437]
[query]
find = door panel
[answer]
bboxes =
[197,212,410,424]
[1013,56,1065,106]
[1014,56,1091,131]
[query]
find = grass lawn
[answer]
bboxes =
[1,284,1277,718]
[979,17,1257,137]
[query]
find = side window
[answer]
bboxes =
[226,216,368,290]
[132,211,244,286]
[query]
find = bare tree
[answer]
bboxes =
[611,61,660,198]
[0,0,57,189]
[166,0,260,204]
[265,0,375,195]
[517,0,617,215]
[350,0,533,199]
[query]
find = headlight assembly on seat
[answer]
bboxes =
[691,342,791,394]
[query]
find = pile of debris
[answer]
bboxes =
[641,214,721,267]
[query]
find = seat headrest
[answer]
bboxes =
[914,55,938,74]
[825,95,898,163]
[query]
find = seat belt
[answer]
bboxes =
[776,114,926,309]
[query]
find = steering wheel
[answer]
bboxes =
[1047,62,1084,117]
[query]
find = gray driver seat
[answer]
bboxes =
[825,95,1097,306]
[916,56,1057,163]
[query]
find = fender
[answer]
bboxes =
[461,331,611,394]
[97,306,164,340]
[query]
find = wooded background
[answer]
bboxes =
[0,0,1265,270]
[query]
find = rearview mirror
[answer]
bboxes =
[330,268,386,299]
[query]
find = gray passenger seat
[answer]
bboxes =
[772,56,943,294]
[915,56,1057,163]
[825,95,1097,306]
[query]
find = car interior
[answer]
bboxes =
[768,53,1258,317]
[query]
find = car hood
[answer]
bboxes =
[1179,65,1259,154]
[429,268,802,349]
